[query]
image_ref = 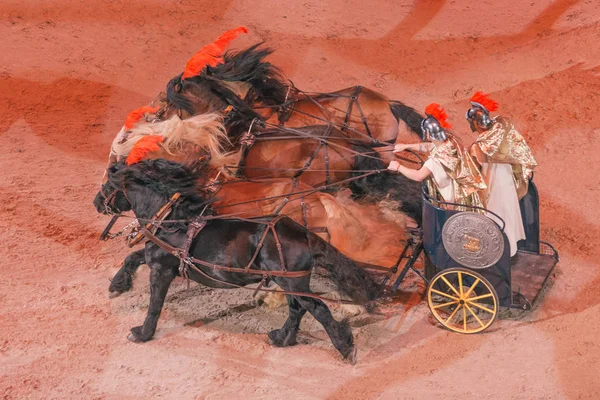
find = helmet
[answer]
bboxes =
[422,103,451,141]
[466,92,498,132]
[421,116,447,141]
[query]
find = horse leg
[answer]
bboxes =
[296,296,356,363]
[268,295,306,347]
[128,264,175,343]
[109,249,146,295]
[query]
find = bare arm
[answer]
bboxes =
[388,160,432,182]
[394,142,434,153]
[397,164,432,182]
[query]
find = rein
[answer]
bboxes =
[117,170,382,225]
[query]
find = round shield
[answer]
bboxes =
[442,212,505,269]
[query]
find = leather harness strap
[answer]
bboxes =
[140,215,309,279]
[341,86,362,134]
[127,193,181,247]
[140,224,361,304]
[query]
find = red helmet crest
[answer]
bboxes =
[470,92,499,112]
[424,103,451,129]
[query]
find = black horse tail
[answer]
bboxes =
[389,100,424,137]
[308,234,379,304]
[349,145,423,226]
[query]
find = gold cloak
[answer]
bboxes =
[427,136,487,210]
[473,117,537,199]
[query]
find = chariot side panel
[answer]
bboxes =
[422,186,512,306]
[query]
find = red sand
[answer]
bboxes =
[2,1,600,398]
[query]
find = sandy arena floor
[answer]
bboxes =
[1,1,600,398]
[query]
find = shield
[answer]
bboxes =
[442,212,504,269]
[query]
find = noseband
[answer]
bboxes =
[101,186,118,215]
[100,174,131,215]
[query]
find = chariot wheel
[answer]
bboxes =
[427,267,498,334]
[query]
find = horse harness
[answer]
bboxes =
[99,172,389,305]
[279,85,375,142]
[139,210,366,305]
[235,122,336,186]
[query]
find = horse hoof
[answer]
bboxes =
[267,330,285,347]
[343,346,358,365]
[127,326,150,343]
[127,333,142,343]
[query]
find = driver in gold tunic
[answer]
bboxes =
[388,103,486,210]
[466,92,537,256]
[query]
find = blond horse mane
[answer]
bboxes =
[109,113,230,162]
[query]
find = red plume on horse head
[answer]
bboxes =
[182,26,249,79]
[123,106,160,130]
[470,92,499,113]
[126,135,164,165]
[424,103,452,129]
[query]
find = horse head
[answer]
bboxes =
[94,163,132,215]
[94,160,212,221]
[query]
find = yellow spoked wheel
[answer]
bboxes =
[427,268,498,334]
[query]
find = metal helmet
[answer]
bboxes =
[421,116,448,141]
[465,101,493,132]
[466,92,499,132]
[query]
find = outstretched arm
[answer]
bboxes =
[388,161,432,182]
[394,142,434,154]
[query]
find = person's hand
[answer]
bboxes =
[394,143,408,153]
[388,160,400,172]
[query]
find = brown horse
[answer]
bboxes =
[125,142,410,262]
[111,114,423,224]
[160,44,424,147]
[103,122,414,312]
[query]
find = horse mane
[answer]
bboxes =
[203,43,288,105]
[112,159,214,217]
[166,72,264,137]
[110,113,230,162]
[166,44,288,113]
[165,74,195,115]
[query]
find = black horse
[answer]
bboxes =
[94,159,380,362]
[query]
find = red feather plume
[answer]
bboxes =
[470,92,499,112]
[182,26,248,79]
[424,103,451,129]
[126,135,164,165]
[123,106,160,130]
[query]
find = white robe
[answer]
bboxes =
[424,157,455,203]
[481,163,525,256]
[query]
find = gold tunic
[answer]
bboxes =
[426,136,487,211]
[473,117,537,199]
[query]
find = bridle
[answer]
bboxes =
[101,184,119,215]
[101,169,134,212]
[99,177,181,246]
